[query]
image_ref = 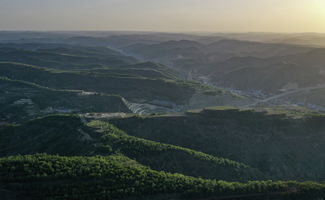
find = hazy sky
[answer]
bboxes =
[1,0,325,32]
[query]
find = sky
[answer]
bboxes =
[0,0,325,32]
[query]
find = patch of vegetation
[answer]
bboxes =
[1,154,325,200]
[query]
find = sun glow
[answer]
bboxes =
[316,0,325,12]
[1,0,325,32]
[306,0,325,23]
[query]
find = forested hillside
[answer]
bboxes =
[2,32,325,200]
[2,154,325,200]
[0,115,262,182]
[0,45,137,69]
[109,108,325,181]
[0,77,130,123]
[0,61,244,116]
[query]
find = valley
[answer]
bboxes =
[116,37,325,111]
[1,31,325,200]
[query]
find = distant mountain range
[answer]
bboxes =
[2,32,325,200]
[116,36,325,110]
[0,43,245,123]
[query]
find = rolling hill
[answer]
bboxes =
[2,115,325,199]
[108,108,325,181]
[2,32,325,200]
[120,39,325,98]
[3,154,325,200]
[0,77,130,123]
[0,114,262,181]
[0,62,246,112]
[0,62,194,104]
[0,45,137,70]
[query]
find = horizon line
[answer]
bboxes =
[0,30,325,35]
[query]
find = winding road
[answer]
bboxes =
[246,84,325,107]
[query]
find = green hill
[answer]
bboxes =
[88,120,262,181]
[108,108,325,181]
[0,46,137,70]
[0,62,238,106]
[1,154,325,200]
[3,32,325,200]
[0,115,102,156]
[0,77,130,123]
[0,114,262,181]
